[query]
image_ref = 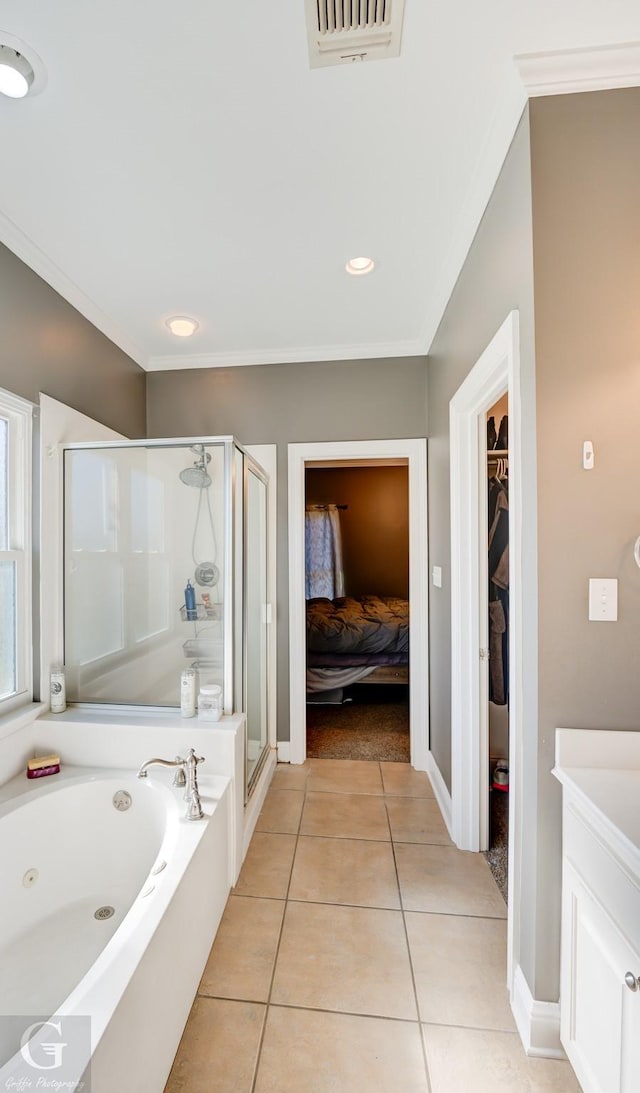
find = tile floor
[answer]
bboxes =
[165,759,579,1092]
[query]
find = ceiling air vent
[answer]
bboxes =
[305,1,406,68]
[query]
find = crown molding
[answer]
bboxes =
[0,209,147,368]
[146,337,426,371]
[515,41,640,97]
[419,42,640,357]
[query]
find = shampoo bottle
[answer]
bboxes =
[185,579,197,621]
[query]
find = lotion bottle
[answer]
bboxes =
[50,666,66,714]
[180,669,197,718]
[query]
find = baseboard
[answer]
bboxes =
[425,750,453,838]
[511,965,565,1059]
[276,740,290,763]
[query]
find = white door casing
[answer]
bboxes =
[287,438,429,770]
[449,310,522,996]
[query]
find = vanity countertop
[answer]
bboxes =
[553,728,640,879]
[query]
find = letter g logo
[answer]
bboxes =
[20,1020,67,1070]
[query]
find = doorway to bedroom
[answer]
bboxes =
[304,462,410,761]
[287,438,429,772]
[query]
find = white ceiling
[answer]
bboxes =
[1,2,639,372]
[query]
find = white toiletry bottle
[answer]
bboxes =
[50,666,66,714]
[180,669,197,718]
[198,683,222,722]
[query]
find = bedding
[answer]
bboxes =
[306,595,409,657]
[306,595,409,696]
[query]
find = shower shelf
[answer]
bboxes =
[179,603,222,622]
[183,637,221,659]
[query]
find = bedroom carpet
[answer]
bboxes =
[306,686,410,762]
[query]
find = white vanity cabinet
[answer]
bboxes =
[554,732,640,1093]
[561,855,640,1091]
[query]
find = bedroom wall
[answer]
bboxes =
[146,356,427,740]
[305,466,409,598]
[0,243,145,437]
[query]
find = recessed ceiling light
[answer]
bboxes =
[0,44,34,98]
[0,36,46,98]
[345,256,375,276]
[166,316,200,338]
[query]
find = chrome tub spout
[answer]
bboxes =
[137,749,205,820]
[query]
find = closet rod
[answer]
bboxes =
[487,450,509,459]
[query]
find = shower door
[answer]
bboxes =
[63,436,272,796]
[244,460,269,795]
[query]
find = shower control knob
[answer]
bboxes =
[624,972,639,991]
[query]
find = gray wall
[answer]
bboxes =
[426,111,536,787]
[529,87,640,999]
[146,357,428,738]
[426,110,541,995]
[0,243,145,436]
[427,87,640,1007]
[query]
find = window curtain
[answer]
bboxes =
[305,506,345,600]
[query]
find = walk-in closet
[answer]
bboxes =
[485,394,509,899]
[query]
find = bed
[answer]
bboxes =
[306,594,409,699]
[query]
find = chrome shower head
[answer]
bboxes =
[179,446,212,488]
[179,465,212,488]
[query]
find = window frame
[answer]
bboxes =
[0,386,33,714]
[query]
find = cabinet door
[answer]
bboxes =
[561,864,640,1093]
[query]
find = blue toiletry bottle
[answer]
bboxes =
[185,579,197,621]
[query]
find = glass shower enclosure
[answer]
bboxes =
[63,436,269,797]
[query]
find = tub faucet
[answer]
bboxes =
[137,749,205,821]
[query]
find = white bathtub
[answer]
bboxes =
[0,764,231,1091]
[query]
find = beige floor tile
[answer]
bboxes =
[386,796,453,844]
[198,895,285,1002]
[396,843,507,918]
[255,1006,428,1093]
[307,757,384,795]
[423,1025,580,1092]
[164,997,265,1093]
[406,912,515,1030]
[289,835,401,909]
[256,788,305,834]
[271,901,417,1019]
[270,763,311,791]
[381,761,435,798]
[301,790,390,840]
[233,832,297,899]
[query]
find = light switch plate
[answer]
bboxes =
[588,578,617,621]
[432,566,442,588]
